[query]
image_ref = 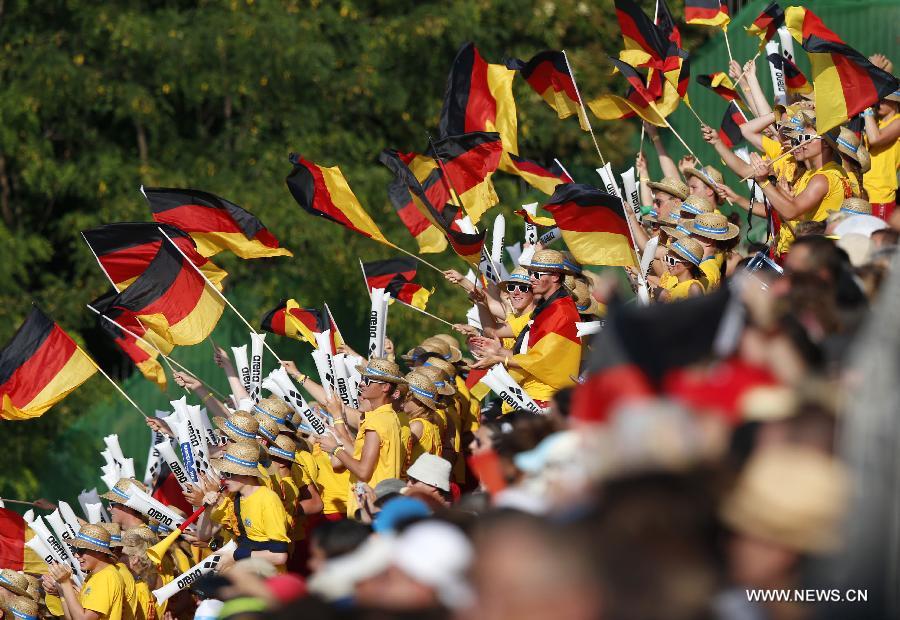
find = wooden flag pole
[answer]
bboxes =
[738,140,806,182]
[0,498,39,507]
[562,50,607,166]
[723,25,735,65]
[157,227,284,364]
[383,240,446,276]
[394,299,455,328]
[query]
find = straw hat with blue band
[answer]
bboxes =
[422,336,462,364]
[253,413,280,444]
[686,213,739,241]
[421,356,459,381]
[355,358,408,384]
[834,127,871,173]
[678,194,716,218]
[430,334,464,363]
[214,411,259,442]
[5,596,39,620]
[403,371,440,409]
[254,397,292,432]
[0,570,29,597]
[684,166,725,204]
[525,249,577,275]
[265,434,297,462]
[659,212,686,239]
[100,477,148,504]
[500,266,532,286]
[647,176,689,200]
[670,238,704,267]
[839,197,873,216]
[210,441,264,477]
[417,365,456,396]
[70,524,115,556]
[100,522,123,548]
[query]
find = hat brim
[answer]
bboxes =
[647,181,688,200]
[0,582,29,598]
[264,444,296,461]
[99,490,125,503]
[688,222,740,241]
[209,457,263,478]
[661,226,686,239]
[213,416,258,442]
[683,168,720,190]
[445,347,463,364]
[69,537,115,557]
[670,247,701,266]
[354,365,408,384]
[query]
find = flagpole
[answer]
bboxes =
[684,102,707,127]
[86,356,149,419]
[0,498,39,507]
[723,25,735,65]
[562,50,607,166]
[85,305,228,400]
[393,299,455,328]
[738,140,806,182]
[383,240,446,276]
[157,227,284,364]
[553,158,575,182]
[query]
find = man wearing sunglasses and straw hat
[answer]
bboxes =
[315,358,407,519]
[44,524,125,620]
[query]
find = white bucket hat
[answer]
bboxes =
[406,453,452,492]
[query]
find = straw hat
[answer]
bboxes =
[684,165,724,191]
[417,366,456,397]
[121,525,157,557]
[525,249,577,275]
[669,238,704,267]
[254,412,280,443]
[404,371,441,410]
[421,356,458,380]
[840,197,873,216]
[355,358,408,384]
[254,397,292,432]
[266,434,297,462]
[0,570,29,597]
[406,454,452,492]
[100,477,147,504]
[422,337,462,364]
[21,575,39,603]
[431,334,462,358]
[886,88,900,104]
[658,212,689,239]
[70,523,115,556]
[721,446,848,553]
[100,522,123,548]
[4,596,39,620]
[647,176,689,200]
[500,267,531,286]
[209,441,263,477]
[679,194,716,217]
[686,212,739,241]
[570,279,602,316]
[213,411,259,442]
[561,251,583,275]
[835,127,871,172]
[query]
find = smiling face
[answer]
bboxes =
[505,282,534,312]
[528,270,561,297]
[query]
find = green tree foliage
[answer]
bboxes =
[0,0,690,501]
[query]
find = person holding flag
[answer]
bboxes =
[861,73,900,220]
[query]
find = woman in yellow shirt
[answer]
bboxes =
[862,94,900,220]
[685,213,740,292]
[658,238,706,302]
[401,371,444,463]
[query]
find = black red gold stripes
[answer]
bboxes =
[685,0,730,27]
[718,101,747,148]
[362,258,431,309]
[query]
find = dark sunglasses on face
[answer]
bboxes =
[361,376,387,386]
[664,255,685,267]
[791,133,819,147]
[220,471,233,480]
[505,283,531,293]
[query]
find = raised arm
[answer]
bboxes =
[645,123,680,180]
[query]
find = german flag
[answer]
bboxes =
[685,0,730,28]
[505,51,589,130]
[766,53,813,97]
[543,183,636,267]
[145,187,292,259]
[609,57,656,105]
[745,2,784,50]
[0,307,97,421]
[1,507,50,572]
[786,6,898,133]
[505,154,573,196]
[104,240,224,347]
[696,72,741,103]
[286,154,390,245]
[427,132,503,224]
[386,151,451,255]
[261,299,323,347]
[82,223,227,291]
[362,258,432,310]
[323,304,345,355]
[655,0,682,49]
[718,101,747,148]
[513,208,556,228]
[614,0,677,70]
[90,292,169,390]
[379,149,486,266]
[439,43,518,167]
[587,89,667,126]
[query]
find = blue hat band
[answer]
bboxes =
[433,380,445,388]
[223,453,258,468]
[410,385,436,400]
[694,223,729,234]
[76,532,110,549]
[254,405,286,425]
[366,366,403,381]
[648,209,658,217]
[258,426,277,442]
[112,486,130,500]
[681,202,703,215]
[672,241,702,265]
[835,137,858,153]
[841,206,867,215]
[676,225,691,235]
[507,273,531,283]
[530,260,566,270]
[269,446,295,460]
[0,575,14,587]
[110,534,121,542]
[577,302,590,311]
[11,610,37,620]
[225,421,256,439]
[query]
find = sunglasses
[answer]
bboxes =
[664,255,685,267]
[361,376,387,386]
[220,471,233,480]
[505,283,531,293]
[528,271,551,279]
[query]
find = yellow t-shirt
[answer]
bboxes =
[863,115,900,203]
[311,444,350,515]
[659,271,678,290]
[454,375,480,433]
[45,594,64,617]
[272,472,302,542]
[776,161,851,255]
[762,135,799,183]
[347,403,401,517]
[502,312,531,350]
[115,563,139,620]
[666,279,704,301]
[214,486,290,543]
[81,564,125,620]
[133,582,154,620]
[409,416,443,462]
[699,254,723,291]
[396,409,413,476]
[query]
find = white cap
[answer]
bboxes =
[406,453,452,492]
[392,521,474,609]
[194,599,224,620]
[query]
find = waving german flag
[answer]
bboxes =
[543,184,636,267]
[766,53,812,97]
[261,299,324,346]
[90,292,169,390]
[746,2,784,50]
[386,152,451,255]
[1,507,50,572]
[286,154,390,245]
[719,101,748,148]
[614,0,677,70]
[380,149,486,266]
[655,0,682,48]
[104,241,224,347]
[427,132,503,224]
[82,222,227,291]
[786,7,898,133]
[362,258,432,310]
[505,154,573,196]
[0,307,97,421]
[505,51,589,130]
[588,58,670,127]
[685,0,730,28]
[145,187,292,259]
[440,43,518,166]
[696,72,741,103]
